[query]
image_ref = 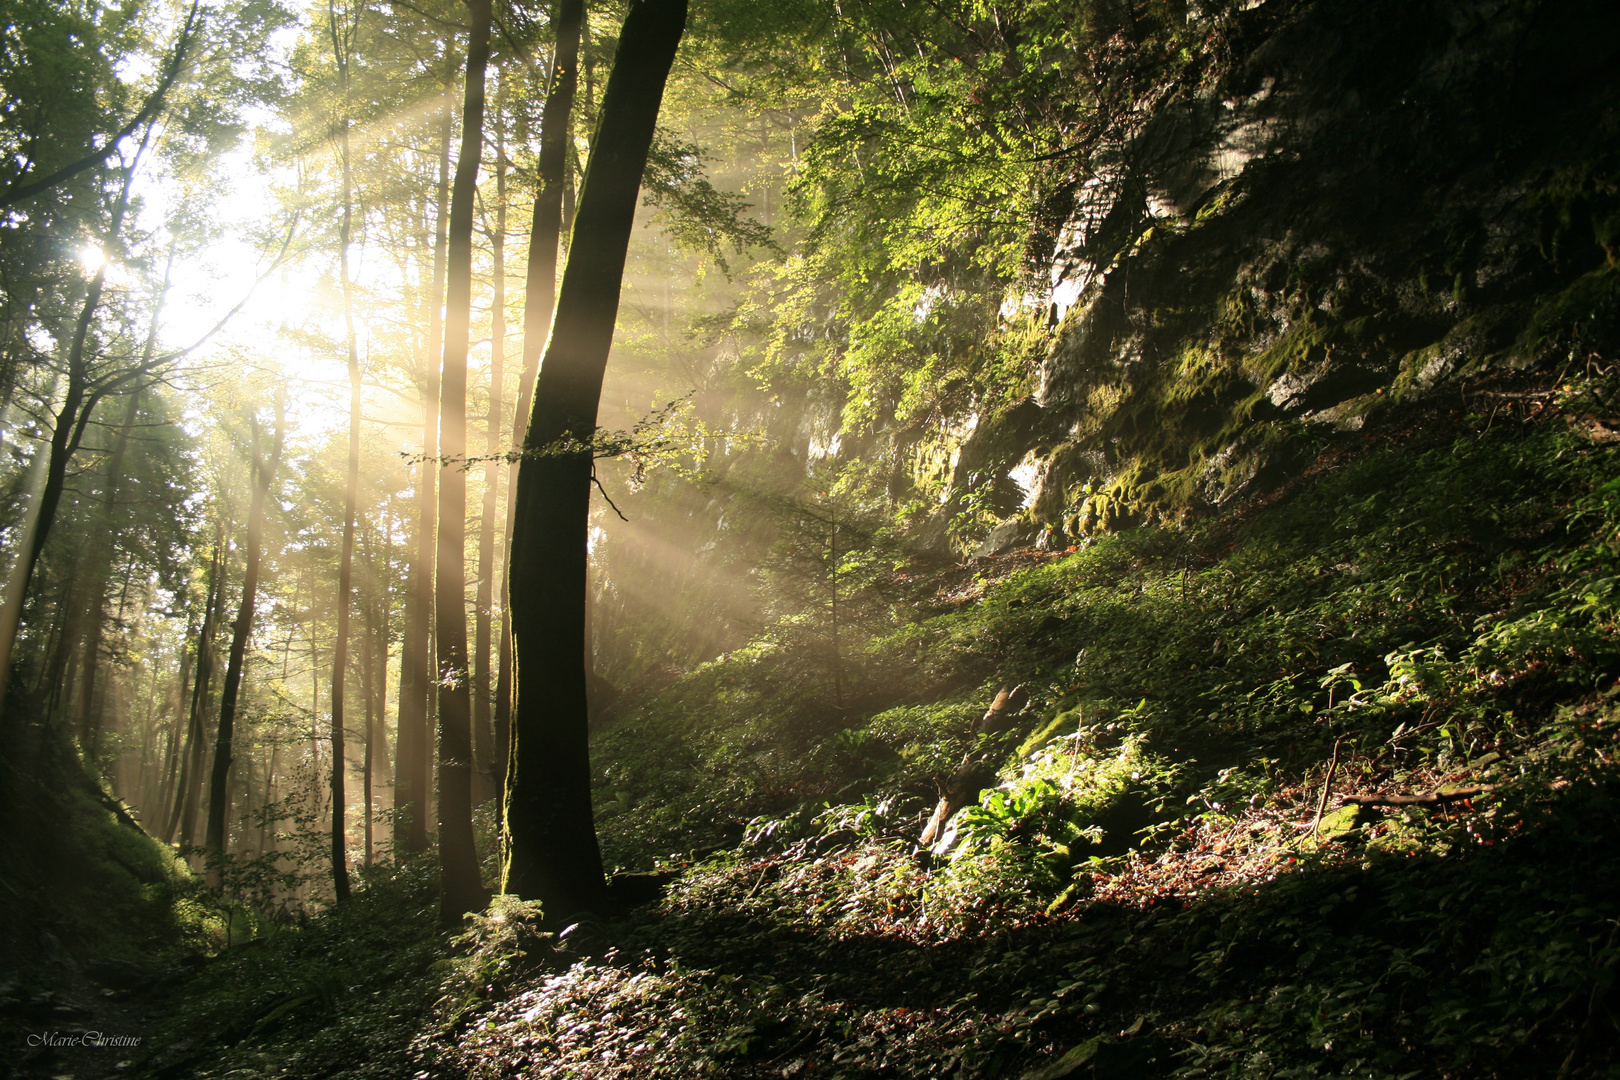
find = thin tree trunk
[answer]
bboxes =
[41,546,87,720]
[258,740,279,855]
[0,374,57,714]
[436,0,494,922]
[158,633,193,826]
[361,586,376,866]
[327,0,362,904]
[496,0,585,824]
[308,590,321,767]
[135,664,161,812]
[829,506,843,706]
[205,398,287,864]
[370,499,394,840]
[76,255,170,746]
[236,740,255,855]
[396,46,457,856]
[76,389,142,749]
[503,0,687,917]
[358,503,392,867]
[169,537,224,847]
[473,72,508,809]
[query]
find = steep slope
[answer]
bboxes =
[947,0,1620,549]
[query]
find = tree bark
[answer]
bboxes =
[205,398,286,863]
[169,536,225,847]
[396,46,457,857]
[75,389,142,749]
[496,0,585,831]
[157,625,193,831]
[328,0,362,904]
[473,71,508,810]
[436,0,495,923]
[503,0,687,917]
[361,563,377,865]
[362,498,394,864]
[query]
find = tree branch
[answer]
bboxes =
[0,0,202,210]
[591,468,628,521]
[151,211,303,364]
[1343,785,1495,807]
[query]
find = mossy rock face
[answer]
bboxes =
[923,0,1620,548]
[1315,804,1362,841]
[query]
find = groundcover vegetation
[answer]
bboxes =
[118,369,1620,1079]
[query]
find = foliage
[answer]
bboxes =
[475,370,1620,1077]
[134,857,451,1080]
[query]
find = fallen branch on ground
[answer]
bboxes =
[1343,785,1494,807]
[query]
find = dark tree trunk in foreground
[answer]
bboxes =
[503,0,687,918]
[205,398,286,863]
[496,0,585,843]
[436,0,494,922]
[396,49,456,856]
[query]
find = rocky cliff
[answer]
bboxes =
[948,0,1620,551]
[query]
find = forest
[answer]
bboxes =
[3,0,1620,1075]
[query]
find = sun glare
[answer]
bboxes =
[80,243,107,274]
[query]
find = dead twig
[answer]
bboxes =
[1312,737,1344,842]
[743,864,773,901]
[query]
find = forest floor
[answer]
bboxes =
[12,366,1620,1079]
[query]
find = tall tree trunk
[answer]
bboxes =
[236,740,256,855]
[75,388,142,750]
[135,663,163,813]
[361,580,376,866]
[396,47,457,856]
[365,498,394,863]
[503,0,687,917]
[205,398,287,864]
[41,547,87,721]
[496,0,585,823]
[473,73,508,810]
[169,536,224,847]
[436,0,494,922]
[158,629,193,828]
[328,0,362,904]
[258,740,279,855]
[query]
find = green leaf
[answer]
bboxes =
[1021,1034,1107,1080]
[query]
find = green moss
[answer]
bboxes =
[1528,159,1620,272]
[0,726,210,972]
[1524,264,1620,351]
[1242,318,1332,386]
[1017,704,1084,761]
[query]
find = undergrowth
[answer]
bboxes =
[467,368,1620,1078]
[130,369,1620,1079]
